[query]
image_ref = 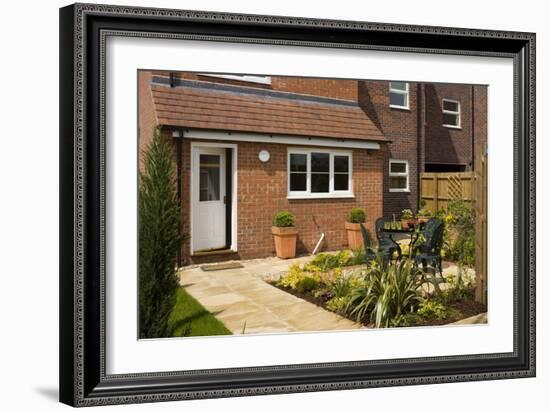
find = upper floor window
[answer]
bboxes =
[442,99,461,128]
[288,149,353,198]
[389,82,409,109]
[389,159,409,192]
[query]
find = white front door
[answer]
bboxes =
[192,147,226,252]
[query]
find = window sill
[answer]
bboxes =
[389,189,410,193]
[199,74,271,85]
[389,105,410,111]
[443,124,462,130]
[287,193,355,200]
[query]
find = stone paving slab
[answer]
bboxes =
[451,312,488,325]
[178,256,362,335]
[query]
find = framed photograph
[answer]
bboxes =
[59,3,535,407]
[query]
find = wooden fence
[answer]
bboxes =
[419,171,474,213]
[419,144,487,305]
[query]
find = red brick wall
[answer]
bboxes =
[138,70,158,171]
[270,77,358,100]
[177,139,385,261]
[358,80,419,217]
[424,84,470,168]
[473,85,488,151]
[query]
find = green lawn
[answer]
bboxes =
[167,287,232,337]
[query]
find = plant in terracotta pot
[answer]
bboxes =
[401,208,415,230]
[272,211,298,259]
[345,208,366,250]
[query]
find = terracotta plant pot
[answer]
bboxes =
[345,221,364,250]
[272,226,298,259]
[401,219,415,230]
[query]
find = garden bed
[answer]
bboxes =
[268,249,486,329]
[269,280,486,328]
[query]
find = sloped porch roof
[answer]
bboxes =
[149,79,387,143]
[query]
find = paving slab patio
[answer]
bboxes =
[179,254,486,334]
[178,255,362,335]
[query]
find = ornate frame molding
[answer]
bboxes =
[60,3,535,407]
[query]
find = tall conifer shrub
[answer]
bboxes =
[139,128,182,338]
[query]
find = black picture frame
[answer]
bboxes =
[59,3,536,407]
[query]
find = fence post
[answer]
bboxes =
[435,174,440,212]
[474,144,488,305]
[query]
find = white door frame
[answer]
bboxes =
[190,141,238,255]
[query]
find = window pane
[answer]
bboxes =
[334,155,349,173]
[389,176,407,190]
[199,154,220,201]
[334,173,349,191]
[443,113,459,126]
[311,173,329,193]
[390,81,407,91]
[443,100,459,112]
[311,152,329,172]
[290,173,307,191]
[290,153,307,172]
[390,92,407,107]
[390,161,406,173]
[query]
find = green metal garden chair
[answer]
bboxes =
[359,223,378,263]
[359,219,401,265]
[412,217,445,277]
[374,218,402,261]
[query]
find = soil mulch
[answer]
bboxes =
[268,281,487,328]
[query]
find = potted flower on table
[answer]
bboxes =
[401,208,415,230]
[272,211,298,258]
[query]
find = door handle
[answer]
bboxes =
[223,195,226,204]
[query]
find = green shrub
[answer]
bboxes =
[346,257,424,328]
[295,276,319,294]
[329,270,353,298]
[451,234,475,267]
[390,313,422,327]
[139,128,183,339]
[418,300,447,320]
[417,208,431,217]
[446,200,475,267]
[438,271,475,304]
[273,211,295,227]
[326,296,350,314]
[276,263,306,289]
[348,247,367,265]
[306,251,350,271]
[347,208,366,223]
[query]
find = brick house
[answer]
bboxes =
[358,80,487,217]
[138,71,486,265]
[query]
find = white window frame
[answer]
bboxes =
[389,82,410,110]
[287,148,354,199]
[389,159,410,193]
[442,98,462,129]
